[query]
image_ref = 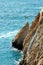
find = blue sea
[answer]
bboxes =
[0,0,43,65]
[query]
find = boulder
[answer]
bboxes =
[12,22,29,50]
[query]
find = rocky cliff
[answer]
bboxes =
[12,8,43,65]
[12,22,29,50]
[19,8,43,65]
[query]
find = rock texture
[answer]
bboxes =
[19,8,43,65]
[23,12,40,50]
[12,22,29,50]
[12,8,43,65]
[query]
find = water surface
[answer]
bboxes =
[0,0,43,65]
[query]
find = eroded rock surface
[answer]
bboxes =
[19,8,43,65]
[12,8,43,65]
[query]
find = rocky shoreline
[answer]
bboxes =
[12,8,43,65]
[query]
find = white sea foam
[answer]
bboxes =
[12,47,23,54]
[14,60,19,65]
[12,47,19,51]
[14,57,23,65]
[0,30,19,38]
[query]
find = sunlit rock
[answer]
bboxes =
[19,8,43,65]
[37,59,43,65]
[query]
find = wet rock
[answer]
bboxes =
[12,22,29,50]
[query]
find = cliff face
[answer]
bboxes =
[19,9,43,65]
[23,13,40,50]
[12,22,29,50]
[12,8,43,65]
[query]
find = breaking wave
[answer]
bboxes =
[0,30,19,39]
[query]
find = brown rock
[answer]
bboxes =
[23,13,40,50]
[12,22,29,50]
[23,9,43,54]
[19,8,43,65]
[37,58,43,65]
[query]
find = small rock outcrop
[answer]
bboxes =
[12,22,29,50]
[19,8,43,65]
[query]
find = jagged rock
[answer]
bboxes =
[12,22,29,50]
[19,8,43,65]
[23,12,40,51]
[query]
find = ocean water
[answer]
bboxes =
[0,0,43,65]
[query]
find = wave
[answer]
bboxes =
[12,47,19,51]
[12,47,23,54]
[14,60,19,65]
[14,57,23,65]
[0,30,19,39]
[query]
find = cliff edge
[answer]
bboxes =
[12,22,29,50]
[19,8,43,65]
[12,8,43,65]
